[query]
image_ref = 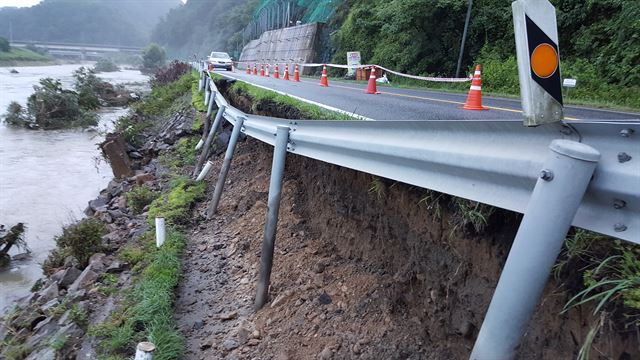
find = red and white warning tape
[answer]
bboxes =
[233,61,472,83]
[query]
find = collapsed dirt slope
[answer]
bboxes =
[175,133,638,359]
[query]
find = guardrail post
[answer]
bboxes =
[204,78,210,106]
[193,104,226,177]
[470,139,600,360]
[255,125,290,310]
[205,116,245,219]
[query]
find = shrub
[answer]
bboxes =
[0,36,9,52]
[55,218,106,268]
[152,61,191,87]
[126,186,159,214]
[142,43,166,73]
[94,58,119,73]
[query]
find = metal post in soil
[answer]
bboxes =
[255,125,290,310]
[205,116,245,219]
[470,139,600,360]
[193,104,226,177]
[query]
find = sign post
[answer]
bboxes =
[513,0,563,126]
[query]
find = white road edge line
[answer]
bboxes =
[215,72,374,121]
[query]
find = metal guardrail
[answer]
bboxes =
[191,62,639,359]
[200,66,639,244]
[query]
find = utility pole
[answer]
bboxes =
[455,0,473,78]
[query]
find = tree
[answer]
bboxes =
[142,43,166,72]
[0,36,9,52]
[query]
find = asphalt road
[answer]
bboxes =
[215,69,639,122]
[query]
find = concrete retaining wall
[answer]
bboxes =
[239,23,320,67]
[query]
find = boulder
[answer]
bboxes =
[24,347,56,360]
[37,282,59,302]
[85,196,109,216]
[68,266,99,293]
[59,267,82,288]
[101,134,134,179]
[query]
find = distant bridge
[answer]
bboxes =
[10,40,143,59]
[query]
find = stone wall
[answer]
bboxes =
[239,23,320,69]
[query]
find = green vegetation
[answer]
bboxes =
[227,79,354,120]
[555,229,640,355]
[4,67,131,129]
[94,58,120,73]
[147,176,206,225]
[49,335,68,351]
[0,1,179,47]
[191,75,207,113]
[69,304,89,328]
[330,0,639,110]
[133,72,194,116]
[142,44,167,73]
[0,47,51,63]
[125,186,160,214]
[90,230,186,360]
[53,218,106,268]
[0,36,9,52]
[368,176,386,200]
[450,198,495,235]
[151,0,254,58]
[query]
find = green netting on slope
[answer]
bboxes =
[254,0,342,24]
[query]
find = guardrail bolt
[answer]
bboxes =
[617,152,632,163]
[613,199,627,209]
[620,128,634,137]
[614,223,627,232]
[539,169,554,181]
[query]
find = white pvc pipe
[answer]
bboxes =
[134,342,155,360]
[196,160,214,181]
[195,138,204,150]
[155,218,166,248]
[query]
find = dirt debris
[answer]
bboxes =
[175,136,638,359]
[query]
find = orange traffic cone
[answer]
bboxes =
[293,64,300,82]
[462,64,488,110]
[246,64,251,74]
[274,64,280,79]
[319,64,329,87]
[283,64,290,80]
[266,64,270,77]
[366,66,379,94]
[209,63,213,72]
[260,64,265,77]
[253,64,257,75]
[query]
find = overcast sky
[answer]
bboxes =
[0,0,187,8]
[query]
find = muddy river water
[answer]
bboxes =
[0,63,148,312]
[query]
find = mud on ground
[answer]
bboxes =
[175,136,638,360]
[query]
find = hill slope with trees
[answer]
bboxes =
[0,0,181,46]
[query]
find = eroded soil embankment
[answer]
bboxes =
[174,79,638,359]
[176,134,638,359]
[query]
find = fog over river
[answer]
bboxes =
[0,63,148,312]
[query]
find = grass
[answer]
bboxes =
[553,229,640,355]
[125,186,159,214]
[215,74,355,120]
[147,176,206,226]
[0,47,51,63]
[368,176,386,200]
[90,230,186,360]
[133,72,195,116]
[450,198,495,235]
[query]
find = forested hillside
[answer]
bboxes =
[151,0,638,108]
[151,0,256,60]
[330,0,639,107]
[0,0,180,46]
